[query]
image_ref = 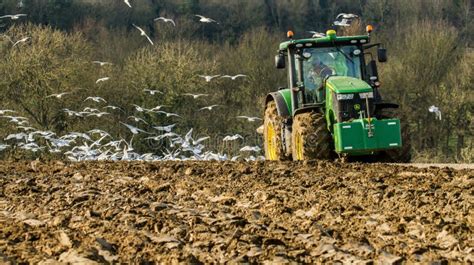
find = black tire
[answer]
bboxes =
[377,110,412,163]
[263,101,289,161]
[291,111,333,161]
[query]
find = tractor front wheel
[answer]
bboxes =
[291,112,333,161]
[264,101,288,161]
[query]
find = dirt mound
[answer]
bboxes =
[0,161,472,263]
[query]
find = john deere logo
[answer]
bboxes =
[354,104,361,111]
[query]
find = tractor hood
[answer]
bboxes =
[326,76,372,94]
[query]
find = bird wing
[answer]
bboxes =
[195,15,205,19]
[169,19,176,26]
[124,0,131,8]
[132,24,144,34]
[145,34,154,45]
[0,15,12,19]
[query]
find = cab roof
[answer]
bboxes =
[279,34,370,51]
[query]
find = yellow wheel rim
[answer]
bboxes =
[295,132,304,160]
[266,122,278,160]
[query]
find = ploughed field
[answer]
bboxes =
[0,161,472,264]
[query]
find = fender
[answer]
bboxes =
[265,91,291,118]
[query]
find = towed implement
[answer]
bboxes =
[263,26,411,161]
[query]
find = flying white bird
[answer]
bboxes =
[120,122,148,135]
[128,116,148,124]
[336,13,359,20]
[84,96,107,103]
[132,24,154,45]
[153,124,176,133]
[183,93,208,99]
[123,0,131,8]
[0,14,27,20]
[240,146,261,152]
[0,109,15,115]
[334,19,351,27]
[428,105,442,120]
[154,17,176,26]
[148,105,167,112]
[199,105,220,111]
[143,89,162,95]
[96,77,110,83]
[46,92,71,99]
[92,61,113,66]
[195,15,218,24]
[236,116,262,122]
[12,37,29,47]
[199,75,220,82]
[308,31,326,38]
[86,112,109,118]
[103,105,124,112]
[220,74,247,80]
[156,110,181,117]
[223,134,243,141]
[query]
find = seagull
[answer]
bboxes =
[428,105,442,120]
[63,108,84,117]
[87,112,109,118]
[0,109,15,115]
[192,136,210,145]
[334,19,351,27]
[103,105,124,112]
[156,110,181,117]
[148,105,167,112]
[199,105,220,111]
[0,14,27,20]
[92,61,113,66]
[120,122,149,135]
[132,24,154,45]
[12,37,29,47]
[153,124,176,133]
[84,96,107,103]
[132,104,148,112]
[223,134,243,141]
[0,144,9,151]
[183,93,208,99]
[336,13,359,20]
[236,116,262,122]
[123,0,131,8]
[128,116,148,124]
[2,115,28,124]
[143,89,162,95]
[240,146,261,152]
[308,31,326,38]
[96,77,110,83]
[154,17,176,26]
[46,92,71,99]
[220,74,247,80]
[199,75,220,82]
[195,15,218,24]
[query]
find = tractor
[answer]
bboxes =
[263,26,411,161]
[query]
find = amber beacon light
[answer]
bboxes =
[287,30,294,39]
[366,25,373,34]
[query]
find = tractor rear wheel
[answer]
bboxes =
[291,112,333,161]
[264,101,288,161]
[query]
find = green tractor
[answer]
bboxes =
[263,27,411,161]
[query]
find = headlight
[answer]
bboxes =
[359,92,374,99]
[337,94,354,100]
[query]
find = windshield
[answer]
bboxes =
[302,45,362,102]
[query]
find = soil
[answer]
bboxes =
[0,161,472,264]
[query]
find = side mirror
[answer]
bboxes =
[275,54,285,69]
[377,48,387,63]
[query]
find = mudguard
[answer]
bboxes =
[265,91,291,118]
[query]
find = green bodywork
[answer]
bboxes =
[333,118,402,154]
[326,77,372,93]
